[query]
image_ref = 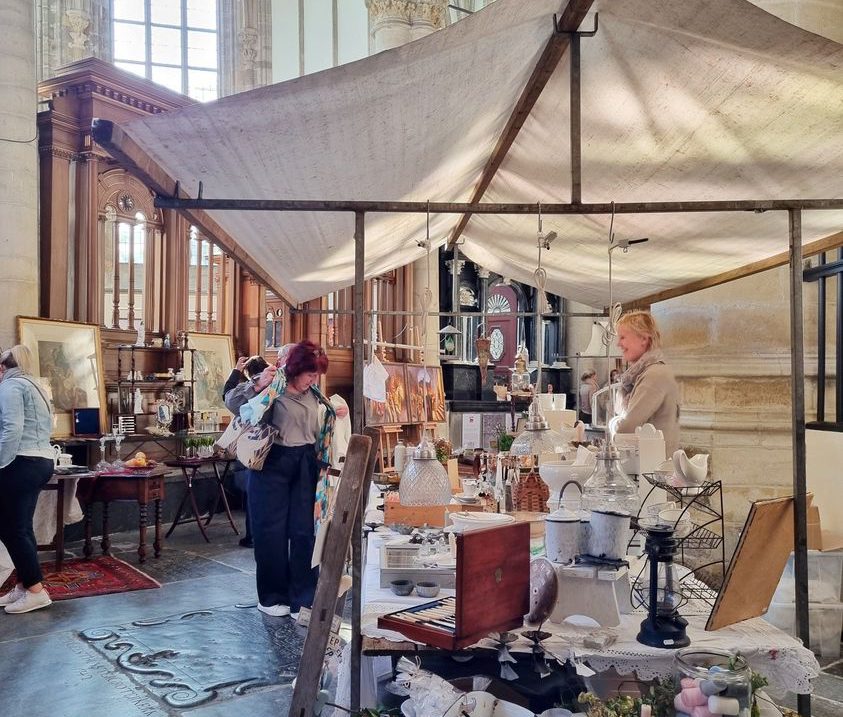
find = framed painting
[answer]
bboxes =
[185,332,235,413]
[365,362,409,426]
[17,317,107,437]
[405,365,446,423]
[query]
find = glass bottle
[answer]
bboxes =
[398,439,452,506]
[581,442,640,516]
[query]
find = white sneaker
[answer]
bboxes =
[0,584,25,606]
[4,589,52,614]
[257,603,290,617]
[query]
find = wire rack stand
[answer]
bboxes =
[630,473,728,611]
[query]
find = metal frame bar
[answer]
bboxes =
[789,210,811,717]
[154,196,843,214]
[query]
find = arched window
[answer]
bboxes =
[103,204,157,329]
[112,0,219,101]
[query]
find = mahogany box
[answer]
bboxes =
[377,521,530,649]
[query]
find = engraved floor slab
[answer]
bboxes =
[80,605,305,711]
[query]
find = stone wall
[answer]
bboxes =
[0,0,40,347]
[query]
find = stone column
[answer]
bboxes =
[0,0,40,347]
[367,0,447,54]
[219,0,272,96]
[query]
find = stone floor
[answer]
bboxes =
[0,513,841,716]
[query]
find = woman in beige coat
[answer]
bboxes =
[614,311,681,454]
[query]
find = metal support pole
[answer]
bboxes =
[570,32,582,204]
[452,245,462,359]
[788,209,811,717]
[836,247,843,421]
[817,253,826,422]
[351,211,365,713]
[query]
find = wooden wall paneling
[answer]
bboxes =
[238,270,264,357]
[39,147,73,319]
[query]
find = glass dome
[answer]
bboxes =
[581,443,640,516]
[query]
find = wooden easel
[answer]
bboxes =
[289,432,376,717]
[373,423,402,472]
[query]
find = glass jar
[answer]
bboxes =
[674,648,752,717]
[399,441,452,506]
[581,443,640,516]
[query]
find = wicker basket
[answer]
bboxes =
[512,469,549,512]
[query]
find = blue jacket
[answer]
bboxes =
[0,368,54,468]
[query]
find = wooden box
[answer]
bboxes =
[377,522,530,649]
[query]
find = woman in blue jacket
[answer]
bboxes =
[0,346,57,614]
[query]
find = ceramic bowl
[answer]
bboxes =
[657,508,693,537]
[448,511,516,533]
[415,581,440,598]
[538,461,594,497]
[444,691,534,717]
[390,579,415,596]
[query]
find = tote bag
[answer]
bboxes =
[235,420,279,470]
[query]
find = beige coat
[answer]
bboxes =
[616,362,681,454]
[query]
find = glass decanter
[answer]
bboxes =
[399,438,452,506]
[581,442,640,516]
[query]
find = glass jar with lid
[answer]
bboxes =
[673,648,752,717]
[581,442,640,516]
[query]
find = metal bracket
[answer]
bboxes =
[555,11,598,37]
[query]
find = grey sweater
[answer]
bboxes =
[224,381,320,447]
[616,362,681,454]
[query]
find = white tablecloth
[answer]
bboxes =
[358,531,820,695]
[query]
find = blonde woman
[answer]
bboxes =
[615,311,681,453]
[0,346,56,614]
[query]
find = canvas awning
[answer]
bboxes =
[93,0,843,308]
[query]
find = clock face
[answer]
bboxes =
[490,327,505,360]
[117,193,135,212]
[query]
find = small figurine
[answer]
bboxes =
[135,320,146,347]
[163,333,171,349]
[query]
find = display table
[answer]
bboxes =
[163,457,238,542]
[37,469,95,570]
[77,466,168,563]
[358,529,820,696]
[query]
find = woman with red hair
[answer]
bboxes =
[225,340,336,617]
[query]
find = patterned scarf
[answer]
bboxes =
[618,349,665,408]
[248,369,337,532]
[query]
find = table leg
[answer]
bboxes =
[165,476,191,538]
[186,467,210,543]
[101,501,111,556]
[211,462,240,535]
[55,480,66,570]
[83,502,93,559]
[154,499,162,558]
[138,502,148,563]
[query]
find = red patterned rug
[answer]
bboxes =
[1,556,160,600]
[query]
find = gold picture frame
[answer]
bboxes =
[185,332,235,413]
[17,316,107,437]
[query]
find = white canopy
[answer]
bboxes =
[97,0,843,307]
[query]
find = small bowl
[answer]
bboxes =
[415,581,440,598]
[390,579,415,596]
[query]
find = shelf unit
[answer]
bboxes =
[113,345,196,434]
[634,474,727,610]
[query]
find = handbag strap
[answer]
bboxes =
[11,375,54,416]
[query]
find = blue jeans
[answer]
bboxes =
[0,456,54,587]
[247,443,319,611]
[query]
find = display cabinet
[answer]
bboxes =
[110,345,195,436]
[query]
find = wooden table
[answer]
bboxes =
[36,469,95,571]
[163,457,239,542]
[77,466,168,563]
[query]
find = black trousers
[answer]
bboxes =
[247,443,319,611]
[0,456,54,588]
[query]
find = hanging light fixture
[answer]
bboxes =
[509,203,567,457]
[400,202,452,506]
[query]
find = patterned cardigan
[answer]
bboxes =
[245,369,337,532]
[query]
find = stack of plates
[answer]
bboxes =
[453,493,480,504]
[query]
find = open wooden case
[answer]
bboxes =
[377,521,530,650]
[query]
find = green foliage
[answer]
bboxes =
[496,425,515,452]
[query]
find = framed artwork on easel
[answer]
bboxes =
[365,362,409,426]
[406,364,446,423]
